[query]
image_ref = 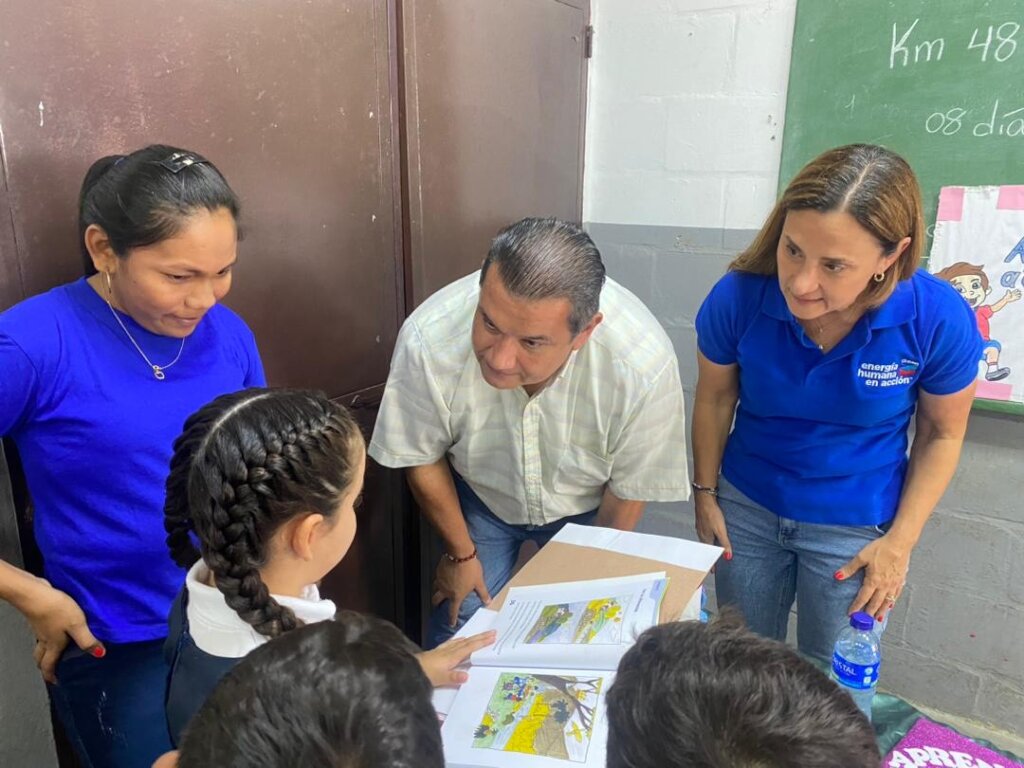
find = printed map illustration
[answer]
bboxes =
[524,597,626,645]
[472,673,603,762]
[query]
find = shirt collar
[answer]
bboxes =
[760,273,917,329]
[551,347,580,385]
[865,276,916,328]
[185,561,337,657]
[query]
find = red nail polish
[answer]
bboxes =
[91,647,106,659]
[834,571,845,581]
[876,615,884,622]
[724,552,733,561]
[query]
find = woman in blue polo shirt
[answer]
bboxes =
[0,145,265,767]
[692,144,980,666]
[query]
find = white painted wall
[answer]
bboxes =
[583,0,797,230]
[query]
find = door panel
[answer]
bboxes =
[0,0,402,396]
[319,403,403,622]
[400,0,589,306]
[0,137,21,310]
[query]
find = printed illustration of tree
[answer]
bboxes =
[550,699,570,725]
[533,675,602,734]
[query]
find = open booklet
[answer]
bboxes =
[441,573,667,768]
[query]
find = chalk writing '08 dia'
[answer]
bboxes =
[924,101,1024,138]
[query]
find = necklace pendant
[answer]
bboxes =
[153,366,166,380]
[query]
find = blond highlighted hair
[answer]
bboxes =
[731,144,924,309]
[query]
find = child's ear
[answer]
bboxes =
[289,513,326,561]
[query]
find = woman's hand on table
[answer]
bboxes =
[417,629,497,687]
[836,533,912,622]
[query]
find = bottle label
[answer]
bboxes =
[832,652,880,690]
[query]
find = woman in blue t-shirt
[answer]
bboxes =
[0,145,265,767]
[691,144,980,667]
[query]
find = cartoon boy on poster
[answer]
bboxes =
[935,262,1022,381]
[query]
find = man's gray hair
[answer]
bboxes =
[480,217,606,335]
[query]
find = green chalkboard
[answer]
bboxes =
[781,0,1024,234]
[780,0,1024,416]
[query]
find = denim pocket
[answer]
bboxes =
[56,643,92,671]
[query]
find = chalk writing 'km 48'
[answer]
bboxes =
[890,18,1020,68]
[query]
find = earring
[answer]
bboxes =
[105,271,113,296]
[873,271,886,283]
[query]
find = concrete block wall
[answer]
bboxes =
[0,445,57,768]
[0,605,56,768]
[584,0,1024,735]
[584,0,793,229]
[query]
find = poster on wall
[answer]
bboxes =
[929,185,1024,414]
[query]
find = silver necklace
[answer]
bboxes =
[812,312,852,352]
[813,320,828,351]
[104,274,185,380]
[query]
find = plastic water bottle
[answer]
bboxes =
[831,611,880,721]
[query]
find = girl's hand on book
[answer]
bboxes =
[417,630,497,687]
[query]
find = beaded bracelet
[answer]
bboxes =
[691,482,719,497]
[443,547,478,564]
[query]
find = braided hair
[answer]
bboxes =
[164,388,363,638]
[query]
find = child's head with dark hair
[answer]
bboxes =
[79,144,240,277]
[164,388,365,639]
[605,612,880,768]
[164,613,443,768]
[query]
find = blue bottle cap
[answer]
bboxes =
[850,611,875,631]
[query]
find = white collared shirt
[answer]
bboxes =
[185,560,337,658]
[369,271,690,526]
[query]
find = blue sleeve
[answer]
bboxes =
[214,306,266,387]
[695,272,745,365]
[918,287,983,396]
[0,333,40,435]
[242,328,267,387]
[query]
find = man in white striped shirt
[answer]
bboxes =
[370,218,690,647]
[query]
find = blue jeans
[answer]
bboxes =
[714,477,889,664]
[425,476,597,648]
[48,639,173,768]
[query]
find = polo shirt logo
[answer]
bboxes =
[857,358,919,388]
[898,359,920,377]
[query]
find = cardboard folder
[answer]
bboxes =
[491,540,709,624]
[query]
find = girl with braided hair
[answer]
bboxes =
[162,387,494,746]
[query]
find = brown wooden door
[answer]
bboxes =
[0,1,407,634]
[397,0,591,638]
[399,0,591,308]
[1,0,592,647]
[0,137,20,312]
[0,0,403,395]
